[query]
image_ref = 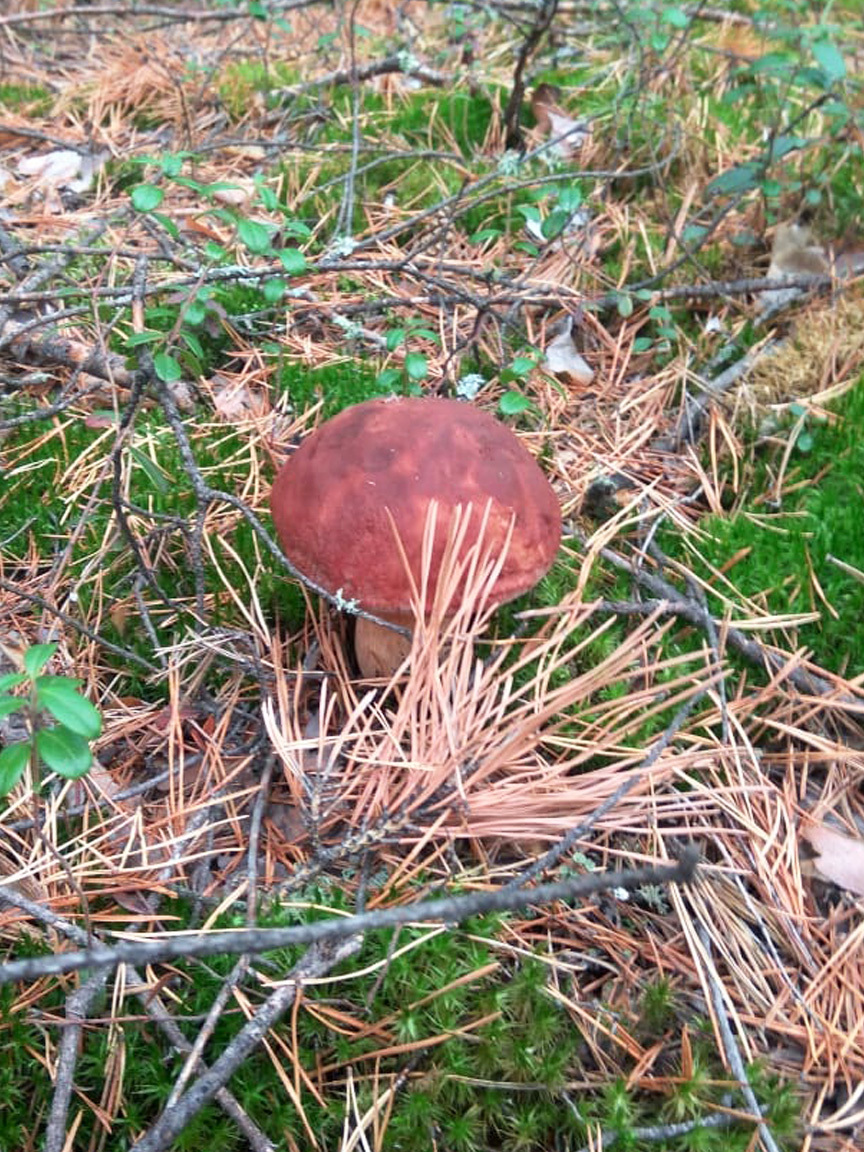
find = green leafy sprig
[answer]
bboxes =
[0,643,102,796]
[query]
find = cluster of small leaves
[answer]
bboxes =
[128,153,310,384]
[705,22,850,215]
[0,644,102,795]
[378,315,442,388]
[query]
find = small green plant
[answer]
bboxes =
[126,153,310,385]
[784,401,825,454]
[0,643,102,797]
[377,314,442,389]
[498,351,542,417]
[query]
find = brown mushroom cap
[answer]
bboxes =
[270,396,561,614]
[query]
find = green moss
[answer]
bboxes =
[0,83,51,113]
[326,86,496,157]
[274,355,402,417]
[666,381,864,676]
[217,59,300,120]
[1,892,799,1151]
[0,408,286,675]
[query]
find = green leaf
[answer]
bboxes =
[515,203,541,224]
[35,681,101,739]
[661,6,688,28]
[254,182,279,212]
[682,224,709,245]
[541,209,571,240]
[153,352,183,384]
[160,153,185,177]
[386,328,406,351]
[263,277,286,303]
[822,100,850,123]
[767,134,808,162]
[796,430,814,453]
[0,673,27,693]
[633,336,654,353]
[237,218,273,254]
[376,368,403,390]
[205,241,227,260]
[0,696,26,718]
[131,184,164,212]
[35,675,83,689]
[36,727,93,780]
[126,330,161,348]
[721,84,755,106]
[181,330,204,360]
[280,220,312,239]
[24,644,57,678]
[498,390,533,416]
[469,227,501,245]
[185,301,207,326]
[749,52,796,76]
[408,327,440,343]
[129,445,171,495]
[616,294,634,318]
[812,38,845,84]
[277,247,307,275]
[150,211,180,239]
[557,184,582,212]
[0,742,30,796]
[706,163,761,197]
[510,356,536,377]
[404,352,428,381]
[173,176,204,194]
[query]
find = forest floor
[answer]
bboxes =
[1,2,863,1150]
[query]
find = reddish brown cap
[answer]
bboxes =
[270,396,561,613]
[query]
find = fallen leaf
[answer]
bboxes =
[166,377,195,412]
[17,148,102,194]
[18,148,83,183]
[266,800,306,843]
[212,181,254,208]
[212,375,267,419]
[543,325,594,385]
[530,84,590,159]
[802,819,864,896]
[759,221,828,313]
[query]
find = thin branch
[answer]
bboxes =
[43,970,109,1152]
[129,935,363,1152]
[0,850,698,985]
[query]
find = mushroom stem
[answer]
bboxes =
[354,612,413,679]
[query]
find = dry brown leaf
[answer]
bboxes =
[802,819,864,896]
[543,327,594,385]
[211,374,268,420]
[530,83,589,159]
[759,221,829,312]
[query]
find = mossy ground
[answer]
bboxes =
[663,381,864,677]
[0,906,798,1152]
[2,0,862,1147]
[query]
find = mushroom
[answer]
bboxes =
[270,396,561,677]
